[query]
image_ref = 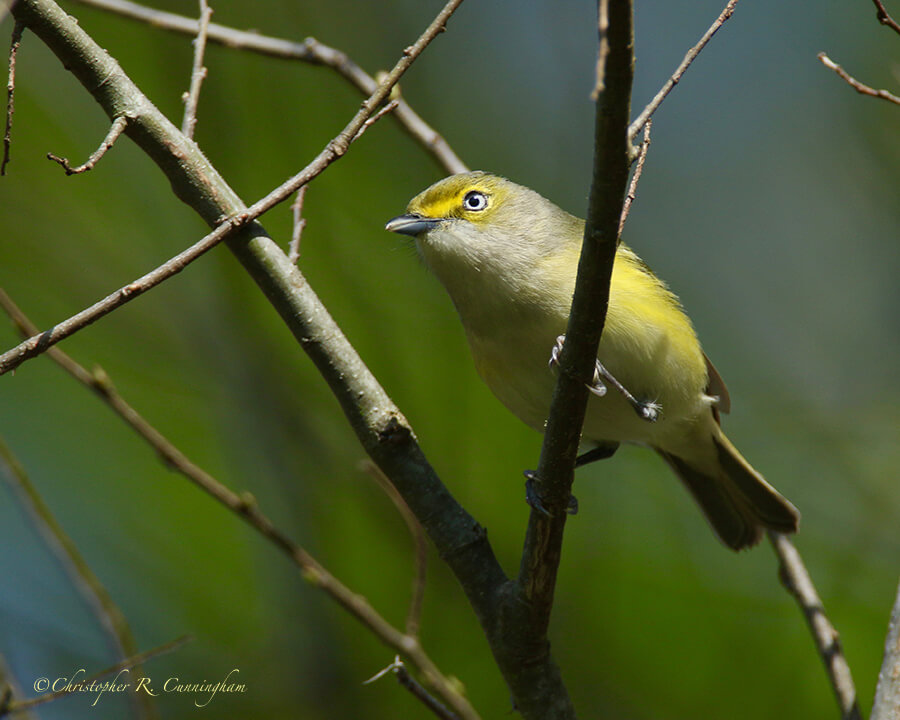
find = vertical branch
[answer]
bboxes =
[872,578,900,720]
[2,20,24,176]
[518,0,633,628]
[181,0,211,138]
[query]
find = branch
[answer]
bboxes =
[818,52,900,106]
[2,20,24,176]
[288,183,308,265]
[518,0,632,623]
[0,435,157,720]
[180,0,212,139]
[619,116,651,235]
[872,578,900,720]
[361,459,428,638]
[46,115,128,174]
[69,0,468,174]
[628,0,739,142]
[0,4,434,377]
[365,657,459,720]
[0,290,477,720]
[872,0,900,36]
[769,532,862,720]
[0,635,189,717]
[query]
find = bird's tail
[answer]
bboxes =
[656,430,799,551]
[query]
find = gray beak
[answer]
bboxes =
[385,214,441,237]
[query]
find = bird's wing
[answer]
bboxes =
[703,352,731,417]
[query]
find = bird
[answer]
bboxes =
[386,171,799,550]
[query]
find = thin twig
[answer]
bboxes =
[0,0,460,377]
[2,21,24,176]
[769,532,862,720]
[619,117,651,236]
[361,460,427,638]
[872,0,900,36]
[365,657,459,720]
[288,184,308,265]
[0,434,157,720]
[46,116,128,174]
[818,52,900,106]
[352,98,399,141]
[628,0,739,142]
[68,0,468,174]
[872,578,900,720]
[0,289,478,720]
[180,0,211,139]
[0,635,189,717]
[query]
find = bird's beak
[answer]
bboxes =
[385,214,441,237]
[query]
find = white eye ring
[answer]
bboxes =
[462,191,488,212]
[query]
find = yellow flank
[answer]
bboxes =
[386,171,799,550]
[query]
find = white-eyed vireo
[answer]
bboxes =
[386,171,798,550]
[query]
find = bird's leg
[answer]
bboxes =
[549,334,661,422]
[575,441,620,467]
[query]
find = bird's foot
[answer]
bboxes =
[524,470,578,516]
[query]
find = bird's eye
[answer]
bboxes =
[462,190,488,212]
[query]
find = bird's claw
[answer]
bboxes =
[524,470,578,516]
[548,334,660,423]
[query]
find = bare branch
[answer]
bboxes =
[619,116,651,235]
[509,4,633,716]
[818,52,900,106]
[288,184,308,265]
[180,0,211,138]
[769,532,862,720]
[361,460,428,638]
[2,20,24,176]
[872,0,900,36]
[0,434,157,720]
[872,578,900,720]
[365,657,459,720]
[0,635,189,717]
[68,0,468,174]
[629,0,739,142]
[0,288,479,720]
[352,98,399,142]
[46,115,128,174]
[0,0,460,377]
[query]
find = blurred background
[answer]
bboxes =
[0,0,898,717]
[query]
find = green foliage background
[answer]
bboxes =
[1,0,898,718]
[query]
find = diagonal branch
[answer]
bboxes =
[629,0,739,142]
[818,52,900,106]
[872,0,900,36]
[69,0,468,174]
[769,532,862,720]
